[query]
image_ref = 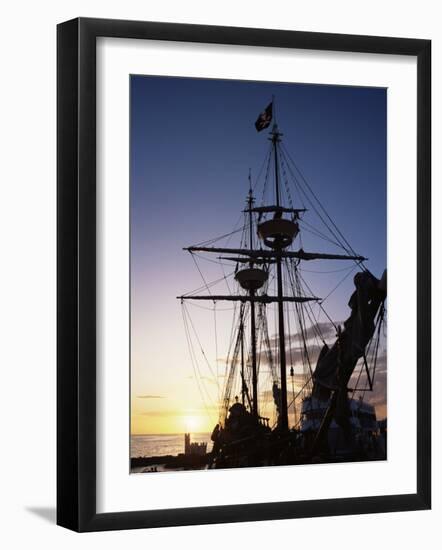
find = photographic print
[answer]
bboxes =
[130,76,387,474]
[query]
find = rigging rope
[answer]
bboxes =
[183,302,219,388]
[181,268,235,298]
[260,144,274,207]
[297,270,338,330]
[281,143,369,274]
[298,219,343,249]
[191,224,247,248]
[181,304,216,422]
[214,304,219,403]
[319,263,358,304]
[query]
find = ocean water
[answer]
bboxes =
[131,433,213,458]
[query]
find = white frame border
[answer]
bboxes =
[96,37,417,514]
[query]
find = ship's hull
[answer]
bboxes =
[209,396,386,469]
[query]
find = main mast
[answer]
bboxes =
[247,179,259,419]
[271,124,289,431]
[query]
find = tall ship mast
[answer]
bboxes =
[178,101,387,468]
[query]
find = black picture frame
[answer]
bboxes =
[57,17,431,532]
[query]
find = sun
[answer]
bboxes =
[183,415,202,433]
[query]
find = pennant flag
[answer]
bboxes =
[255,102,273,132]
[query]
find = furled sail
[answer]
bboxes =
[312,269,387,427]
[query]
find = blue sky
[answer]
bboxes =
[131,76,386,267]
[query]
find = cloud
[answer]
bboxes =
[298,321,338,341]
[138,410,174,417]
[137,406,219,418]
[258,322,340,368]
[349,351,387,417]
[260,376,306,400]
[257,344,324,367]
[136,395,165,399]
[267,322,339,348]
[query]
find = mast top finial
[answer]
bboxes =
[247,169,254,204]
[270,123,282,141]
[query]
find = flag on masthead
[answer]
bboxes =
[254,102,273,132]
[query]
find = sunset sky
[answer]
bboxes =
[130,76,387,435]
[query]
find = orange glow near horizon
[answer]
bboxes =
[131,410,214,435]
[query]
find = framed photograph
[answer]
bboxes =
[57,17,431,532]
